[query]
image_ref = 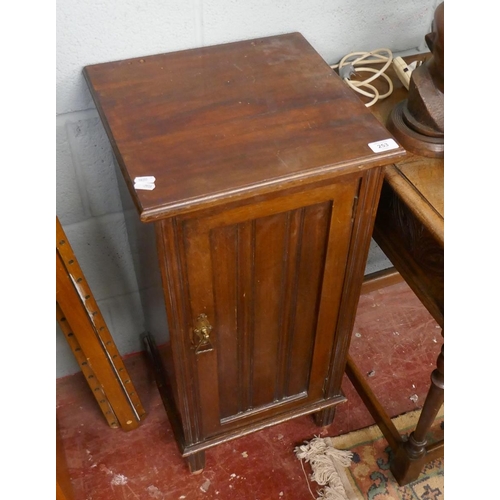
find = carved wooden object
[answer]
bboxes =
[83,32,405,472]
[388,2,444,157]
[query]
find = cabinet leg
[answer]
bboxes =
[391,344,444,485]
[313,406,336,427]
[186,451,205,474]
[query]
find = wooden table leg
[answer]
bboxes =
[391,343,444,484]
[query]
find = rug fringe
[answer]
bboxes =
[295,437,354,500]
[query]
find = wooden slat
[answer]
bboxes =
[56,217,146,430]
[57,303,119,428]
[345,354,403,452]
[361,267,403,294]
[426,440,444,462]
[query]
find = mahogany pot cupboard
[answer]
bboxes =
[83,33,405,472]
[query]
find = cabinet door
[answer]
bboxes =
[165,178,360,439]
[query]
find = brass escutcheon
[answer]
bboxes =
[193,313,213,353]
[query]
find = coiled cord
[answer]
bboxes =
[330,48,394,107]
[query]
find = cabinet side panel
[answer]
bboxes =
[159,219,206,446]
[113,158,170,346]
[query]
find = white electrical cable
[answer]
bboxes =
[330,49,394,107]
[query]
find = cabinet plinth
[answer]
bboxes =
[84,32,405,471]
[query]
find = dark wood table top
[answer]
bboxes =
[84,33,405,221]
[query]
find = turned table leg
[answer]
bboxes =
[391,343,444,485]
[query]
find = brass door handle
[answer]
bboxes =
[193,313,213,354]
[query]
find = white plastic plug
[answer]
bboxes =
[392,57,412,90]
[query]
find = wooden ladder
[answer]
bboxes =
[56,217,146,430]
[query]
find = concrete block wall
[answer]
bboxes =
[56,0,440,378]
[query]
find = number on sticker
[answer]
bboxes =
[368,138,399,153]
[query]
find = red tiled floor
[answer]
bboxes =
[56,281,443,500]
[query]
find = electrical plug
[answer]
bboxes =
[392,57,413,90]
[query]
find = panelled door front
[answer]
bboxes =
[177,178,360,438]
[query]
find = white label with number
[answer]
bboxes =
[134,176,156,184]
[134,182,156,191]
[368,138,399,153]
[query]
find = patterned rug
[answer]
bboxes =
[296,408,444,500]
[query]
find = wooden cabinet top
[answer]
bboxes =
[84,32,405,221]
